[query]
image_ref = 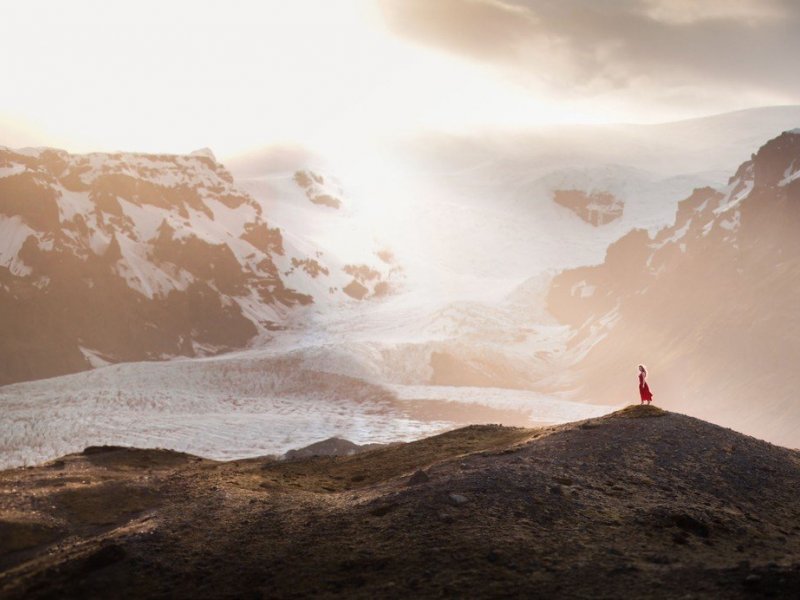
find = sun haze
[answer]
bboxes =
[7,0,798,158]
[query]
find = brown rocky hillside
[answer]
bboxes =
[1,406,799,599]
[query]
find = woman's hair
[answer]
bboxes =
[638,364,647,376]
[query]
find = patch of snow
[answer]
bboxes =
[779,162,800,187]
[0,164,26,178]
[114,233,191,298]
[56,188,94,224]
[79,346,113,368]
[714,179,753,215]
[190,147,216,161]
[88,228,111,256]
[9,147,46,157]
[656,219,692,248]
[203,197,258,236]
[0,215,35,275]
[719,211,741,232]
[118,198,170,241]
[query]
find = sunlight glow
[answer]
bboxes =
[1,0,612,157]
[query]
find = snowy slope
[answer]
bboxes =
[237,169,403,305]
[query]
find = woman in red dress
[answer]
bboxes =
[638,364,653,405]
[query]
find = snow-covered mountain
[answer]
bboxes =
[547,129,800,447]
[4,108,800,467]
[0,146,399,385]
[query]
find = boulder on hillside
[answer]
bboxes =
[284,437,384,461]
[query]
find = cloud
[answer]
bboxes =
[378,0,800,115]
[640,0,786,24]
[377,0,540,62]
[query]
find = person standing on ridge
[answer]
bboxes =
[638,364,653,405]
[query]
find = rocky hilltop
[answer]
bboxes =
[548,129,800,448]
[1,406,799,599]
[0,148,399,385]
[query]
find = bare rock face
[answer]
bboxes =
[553,189,624,225]
[342,279,369,300]
[341,263,395,299]
[283,437,384,460]
[293,170,342,209]
[547,130,800,448]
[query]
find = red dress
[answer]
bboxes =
[639,373,653,401]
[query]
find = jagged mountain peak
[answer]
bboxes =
[189,147,216,161]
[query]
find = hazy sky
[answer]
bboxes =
[1,0,798,156]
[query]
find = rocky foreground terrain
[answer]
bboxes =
[1,406,799,599]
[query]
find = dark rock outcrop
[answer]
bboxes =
[553,189,624,225]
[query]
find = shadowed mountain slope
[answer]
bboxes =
[2,406,800,599]
[548,129,800,448]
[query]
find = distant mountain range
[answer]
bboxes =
[392,105,800,179]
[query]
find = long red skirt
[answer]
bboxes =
[639,377,653,401]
